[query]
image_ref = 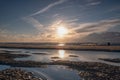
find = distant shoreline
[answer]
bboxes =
[0,43,120,52]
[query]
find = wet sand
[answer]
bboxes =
[0,68,42,80]
[69,55,79,57]
[99,58,120,63]
[51,56,60,59]
[32,53,49,55]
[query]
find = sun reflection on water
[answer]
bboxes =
[59,50,65,58]
[58,43,65,46]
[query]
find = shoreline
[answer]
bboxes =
[0,45,120,52]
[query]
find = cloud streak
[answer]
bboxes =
[30,0,67,16]
[23,17,44,31]
[87,1,101,6]
[72,19,120,34]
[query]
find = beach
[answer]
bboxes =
[1,0,120,79]
[0,47,120,80]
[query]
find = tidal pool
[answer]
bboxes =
[0,48,120,80]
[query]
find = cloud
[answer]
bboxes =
[59,19,120,42]
[87,1,101,6]
[83,0,101,8]
[109,5,120,12]
[1,18,120,42]
[23,17,44,31]
[67,19,79,22]
[22,17,60,41]
[0,30,48,42]
[72,19,120,34]
[52,14,60,18]
[21,0,68,41]
[30,0,67,16]
[0,29,9,38]
[40,19,120,42]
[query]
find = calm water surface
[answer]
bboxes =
[8,48,120,66]
[0,48,120,80]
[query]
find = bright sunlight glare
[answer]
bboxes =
[59,50,65,58]
[57,26,68,37]
[58,43,65,46]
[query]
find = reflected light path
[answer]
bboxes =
[58,50,65,58]
[58,43,65,46]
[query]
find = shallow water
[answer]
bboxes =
[0,65,10,70]
[0,48,120,80]
[0,48,120,66]
[20,65,80,80]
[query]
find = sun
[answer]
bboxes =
[57,25,68,37]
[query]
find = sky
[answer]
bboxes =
[0,0,120,42]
